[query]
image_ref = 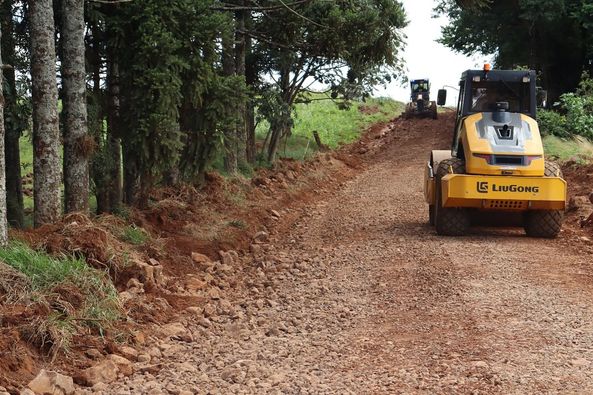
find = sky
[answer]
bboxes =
[374,0,491,106]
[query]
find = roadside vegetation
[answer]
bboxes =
[255,96,403,161]
[4,93,401,362]
[0,242,119,355]
[539,73,593,162]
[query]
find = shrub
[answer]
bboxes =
[539,72,593,139]
[538,109,568,137]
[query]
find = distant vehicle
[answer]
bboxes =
[424,65,566,237]
[403,79,437,120]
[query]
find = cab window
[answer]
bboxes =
[470,81,531,113]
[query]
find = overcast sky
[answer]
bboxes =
[374,0,491,106]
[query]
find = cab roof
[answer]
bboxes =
[461,69,535,83]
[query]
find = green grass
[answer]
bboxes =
[543,135,593,162]
[0,242,120,351]
[1,242,103,290]
[256,95,403,161]
[20,134,33,173]
[292,96,402,148]
[121,225,150,245]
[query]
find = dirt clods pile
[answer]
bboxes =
[5,112,593,393]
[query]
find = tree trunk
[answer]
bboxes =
[246,101,256,163]
[29,0,62,226]
[234,5,247,167]
[106,30,122,212]
[123,148,139,206]
[1,2,24,228]
[0,21,8,244]
[244,13,257,164]
[85,21,112,214]
[222,27,237,173]
[267,65,291,162]
[62,0,89,214]
[105,10,123,212]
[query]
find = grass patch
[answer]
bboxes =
[121,225,150,246]
[256,96,403,161]
[209,95,403,173]
[0,242,120,354]
[543,135,593,162]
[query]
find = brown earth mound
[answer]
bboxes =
[4,110,593,390]
[0,115,402,389]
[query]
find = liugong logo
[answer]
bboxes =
[476,181,539,194]
[477,181,488,193]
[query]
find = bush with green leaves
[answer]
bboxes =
[538,108,570,138]
[539,73,593,139]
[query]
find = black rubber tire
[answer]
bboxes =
[434,158,469,236]
[524,161,564,238]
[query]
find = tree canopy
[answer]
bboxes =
[436,0,593,102]
[0,0,408,229]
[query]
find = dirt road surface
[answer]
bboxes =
[104,115,593,394]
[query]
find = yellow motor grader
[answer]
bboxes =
[424,65,566,237]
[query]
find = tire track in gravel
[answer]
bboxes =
[304,116,593,394]
[101,115,593,394]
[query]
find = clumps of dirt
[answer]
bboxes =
[0,114,404,390]
[358,104,381,115]
[21,172,33,199]
[563,161,593,198]
[136,184,207,235]
[561,162,593,240]
[0,262,30,303]
[0,328,38,389]
[19,213,150,287]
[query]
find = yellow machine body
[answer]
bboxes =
[440,174,566,210]
[425,67,566,236]
[424,113,567,212]
[461,113,545,177]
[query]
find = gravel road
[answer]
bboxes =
[102,115,593,394]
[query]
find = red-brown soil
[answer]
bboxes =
[2,112,593,392]
[0,114,395,390]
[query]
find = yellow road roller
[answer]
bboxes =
[424,65,566,237]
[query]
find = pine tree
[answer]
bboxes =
[62,0,89,213]
[1,1,24,228]
[0,18,8,245]
[29,0,62,226]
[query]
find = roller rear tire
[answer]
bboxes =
[524,161,564,238]
[434,158,469,236]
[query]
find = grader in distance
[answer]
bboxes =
[404,79,438,119]
[424,65,566,237]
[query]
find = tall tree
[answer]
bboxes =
[106,24,122,213]
[252,0,407,161]
[0,16,8,245]
[1,1,24,228]
[234,3,248,166]
[222,22,238,173]
[62,0,89,213]
[29,0,61,226]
